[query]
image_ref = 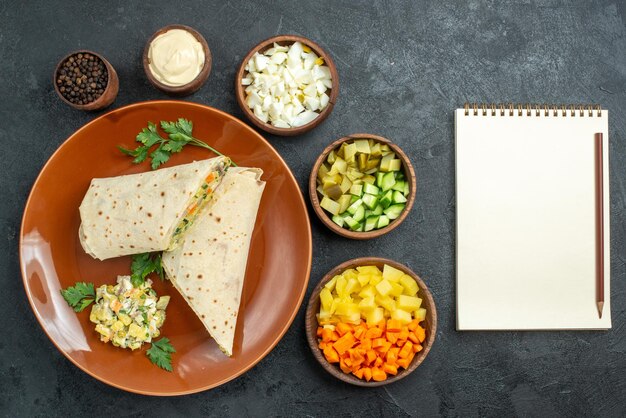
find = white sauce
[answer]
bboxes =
[148,29,205,87]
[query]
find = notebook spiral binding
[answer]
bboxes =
[463,103,602,117]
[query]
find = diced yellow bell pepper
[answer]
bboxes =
[375,279,393,297]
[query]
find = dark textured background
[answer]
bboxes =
[1,0,625,416]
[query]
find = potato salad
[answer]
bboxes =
[89,276,170,350]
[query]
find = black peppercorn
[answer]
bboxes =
[56,52,108,105]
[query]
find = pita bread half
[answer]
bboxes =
[79,157,229,260]
[162,167,265,356]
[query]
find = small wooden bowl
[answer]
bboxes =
[305,257,437,387]
[53,50,119,111]
[235,35,339,136]
[309,134,416,239]
[143,24,212,96]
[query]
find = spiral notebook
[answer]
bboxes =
[455,104,611,330]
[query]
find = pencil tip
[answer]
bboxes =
[597,302,604,318]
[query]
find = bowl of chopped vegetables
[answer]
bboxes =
[309,134,416,239]
[305,257,437,386]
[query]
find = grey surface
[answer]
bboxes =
[1,0,625,416]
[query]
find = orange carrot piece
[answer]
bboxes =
[353,368,364,379]
[365,327,383,339]
[374,357,383,368]
[319,341,327,350]
[398,341,413,359]
[386,350,397,364]
[316,327,323,337]
[407,319,419,331]
[336,322,353,337]
[354,326,367,340]
[407,331,420,344]
[362,367,373,382]
[396,357,410,369]
[398,327,409,342]
[333,332,356,355]
[386,319,402,332]
[321,328,334,342]
[372,337,387,349]
[413,344,423,353]
[339,359,351,374]
[371,367,387,381]
[385,332,399,345]
[414,325,426,343]
[360,338,372,351]
[323,346,340,363]
[375,341,392,356]
[366,350,377,364]
[383,363,398,376]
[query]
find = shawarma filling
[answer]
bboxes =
[170,159,230,247]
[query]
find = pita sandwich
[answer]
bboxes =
[79,157,230,260]
[162,167,265,356]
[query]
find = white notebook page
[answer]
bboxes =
[455,108,611,330]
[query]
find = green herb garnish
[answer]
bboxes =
[130,252,164,287]
[118,118,236,170]
[60,282,96,312]
[146,337,176,372]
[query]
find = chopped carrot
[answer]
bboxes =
[375,341,392,356]
[336,322,353,336]
[354,326,366,340]
[333,332,356,355]
[414,325,426,343]
[385,331,399,344]
[320,319,427,383]
[398,327,409,342]
[383,363,398,376]
[365,327,383,339]
[386,319,402,332]
[323,346,340,363]
[205,172,216,183]
[339,359,351,374]
[321,328,334,342]
[407,331,420,344]
[398,341,413,359]
[372,338,387,349]
[359,339,372,351]
[371,367,387,381]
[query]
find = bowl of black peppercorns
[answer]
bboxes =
[54,50,119,110]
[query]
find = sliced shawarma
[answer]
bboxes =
[79,157,230,260]
[162,167,265,356]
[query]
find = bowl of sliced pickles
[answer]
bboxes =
[309,134,416,239]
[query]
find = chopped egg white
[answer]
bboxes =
[242,41,333,128]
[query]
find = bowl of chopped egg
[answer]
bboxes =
[235,34,339,136]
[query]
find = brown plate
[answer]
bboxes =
[305,257,437,386]
[20,101,312,395]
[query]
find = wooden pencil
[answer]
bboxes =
[595,132,604,319]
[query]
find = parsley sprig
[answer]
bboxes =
[118,118,236,170]
[60,282,96,312]
[130,252,164,288]
[146,338,176,372]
